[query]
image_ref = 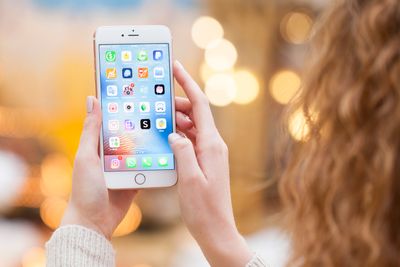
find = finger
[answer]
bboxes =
[108,189,138,211]
[176,128,197,145]
[168,133,205,185]
[176,111,194,130]
[175,96,192,114]
[173,61,216,132]
[77,96,102,156]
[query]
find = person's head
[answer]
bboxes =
[280,0,400,266]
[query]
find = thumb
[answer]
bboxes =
[77,96,102,155]
[168,133,205,185]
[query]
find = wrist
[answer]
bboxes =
[198,227,253,267]
[61,205,111,240]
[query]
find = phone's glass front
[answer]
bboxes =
[98,43,174,172]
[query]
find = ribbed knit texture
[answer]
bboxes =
[246,254,269,267]
[45,225,115,267]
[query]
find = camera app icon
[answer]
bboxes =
[124,102,134,113]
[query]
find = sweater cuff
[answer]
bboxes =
[45,225,115,267]
[246,253,269,267]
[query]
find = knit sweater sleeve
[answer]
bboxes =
[45,225,115,267]
[246,254,270,267]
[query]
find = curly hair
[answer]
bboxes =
[279,0,400,266]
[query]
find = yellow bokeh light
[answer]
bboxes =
[205,74,237,107]
[269,70,301,104]
[191,16,224,49]
[22,247,46,267]
[281,12,313,44]
[205,39,238,71]
[288,109,310,141]
[233,70,260,105]
[40,197,68,229]
[40,153,72,198]
[113,202,142,237]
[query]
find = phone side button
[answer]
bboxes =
[134,173,146,185]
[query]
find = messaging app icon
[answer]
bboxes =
[126,157,137,168]
[105,50,116,62]
[137,50,148,61]
[158,157,168,167]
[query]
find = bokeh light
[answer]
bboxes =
[205,39,238,71]
[205,73,237,107]
[233,70,260,105]
[22,247,45,267]
[281,11,313,44]
[288,109,310,141]
[191,16,224,49]
[40,197,68,230]
[113,202,142,237]
[269,70,301,104]
[40,153,72,198]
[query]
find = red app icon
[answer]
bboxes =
[108,102,118,113]
[138,67,149,78]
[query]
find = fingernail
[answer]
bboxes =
[175,60,184,70]
[168,133,182,144]
[86,96,94,113]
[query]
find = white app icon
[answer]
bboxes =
[109,137,120,148]
[121,51,132,62]
[107,85,118,96]
[155,101,166,113]
[108,120,119,131]
[139,102,150,113]
[124,102,134,113]
[156,118,167,130]
[153,67,165,78]
[111,159,120,169]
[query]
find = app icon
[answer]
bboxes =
[123,102,134,112]
[106,68,117,79]
[139,86,148,94]
[138,67,149,78]
[111,158,120,169]
[142,157,153,168]
[108,120,119,131]
[137,50,148,61]
[156,118,167,129]
[105,50,116,62]
[122,83,135,96]
[153,50,163,61]
[107,85,118,96]
[122,68,133,78]
[126,157,137,168]
[140,119,151,129]
[139,102,150,112]
[155,101,166,113]
[124,119,135,130]
[158,157,168,167]
[155,84,165,95]
[109,137,120,148]
[153,67,165,78]
[121,51,132,62]
[108,102,118,113]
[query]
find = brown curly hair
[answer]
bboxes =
[279,0,400,266]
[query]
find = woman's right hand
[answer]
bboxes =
[169,61,253,267]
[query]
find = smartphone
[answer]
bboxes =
[94,25,177,189]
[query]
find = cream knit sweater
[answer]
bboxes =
[45,225,268,267]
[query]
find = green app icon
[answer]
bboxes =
[158,157,168,167]
[126,157,137,168]
[137,50,148,61]
[142,157,152,168]
[105,50,116,62]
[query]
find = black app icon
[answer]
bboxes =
[154,84,165,95]
[140,119,151,129]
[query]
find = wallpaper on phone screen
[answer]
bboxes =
[99,44,174,172]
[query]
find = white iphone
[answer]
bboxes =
[94,25,177,189]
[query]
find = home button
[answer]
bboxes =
[134,173,146,185]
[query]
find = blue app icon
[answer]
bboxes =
[153,50,163,61]
[122,68,133,78]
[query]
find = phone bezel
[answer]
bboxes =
[94,25,177,189]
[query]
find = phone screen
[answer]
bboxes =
[98,43,175,172]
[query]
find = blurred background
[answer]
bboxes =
[0,0,328,266]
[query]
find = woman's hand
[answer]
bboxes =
[61,96,137,240]
[170,61,253,267]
